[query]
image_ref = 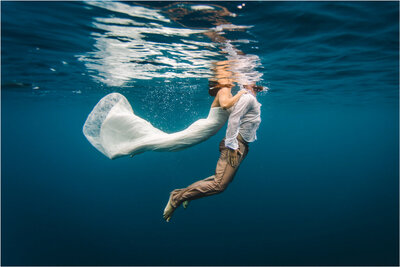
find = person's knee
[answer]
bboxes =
[213,182,229,194]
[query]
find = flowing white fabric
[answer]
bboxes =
[83,93,229,159]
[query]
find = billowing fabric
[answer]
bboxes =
[83,93,229,159]
[225,93,261,150]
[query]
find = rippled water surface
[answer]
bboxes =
[2,1,399,266]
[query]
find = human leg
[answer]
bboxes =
[163,139,248,221]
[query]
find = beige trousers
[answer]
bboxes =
[170,136,249,208]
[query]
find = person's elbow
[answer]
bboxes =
[220,102,230,109]
[220,100,232,109]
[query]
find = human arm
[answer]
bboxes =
[227,148,243,167]
[218,88,247,110]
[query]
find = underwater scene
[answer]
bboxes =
[2,1,399,266]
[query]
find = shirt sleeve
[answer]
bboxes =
[224,95,252,150]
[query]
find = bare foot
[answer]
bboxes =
[163,194,177,222]
[182,200,189,209]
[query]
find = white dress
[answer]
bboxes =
[83,93,229,159]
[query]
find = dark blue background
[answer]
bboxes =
[2,1,399,265]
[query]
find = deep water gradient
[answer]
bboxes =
[2,1,399,266]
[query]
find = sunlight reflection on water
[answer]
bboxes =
[78,1,263,88]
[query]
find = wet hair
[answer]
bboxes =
[208,80,232,96]
[253,85,264,92]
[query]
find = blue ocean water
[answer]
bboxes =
[1,1,399,266]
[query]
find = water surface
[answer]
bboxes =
[2,1,399,265]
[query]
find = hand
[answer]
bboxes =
[238,89,248,96]
[228,148,242,167]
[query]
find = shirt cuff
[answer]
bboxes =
[225,138,239,150]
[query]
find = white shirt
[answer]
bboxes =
[225,93,261,150]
